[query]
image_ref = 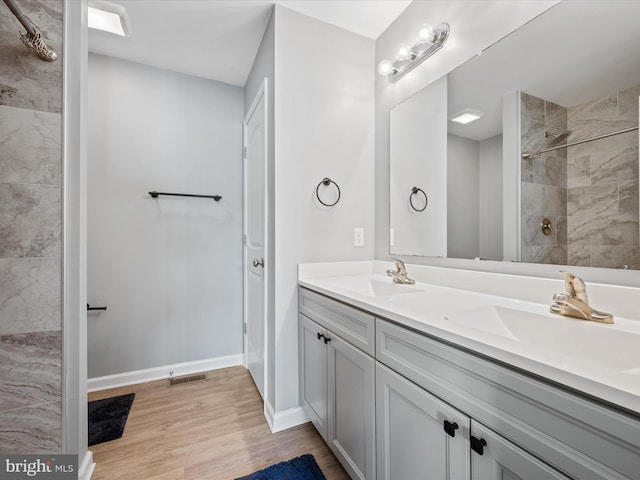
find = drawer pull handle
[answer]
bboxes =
[443,420,459,437]
[317,332,325,341]
[470,436,487,455]
[323,336,331,344]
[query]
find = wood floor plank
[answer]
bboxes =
[88,366,349,479]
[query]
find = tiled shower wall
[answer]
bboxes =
[520,92,568,264]
[566,84,640,269]
[0,0,63,453]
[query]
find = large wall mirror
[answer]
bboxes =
[390,1,640,270]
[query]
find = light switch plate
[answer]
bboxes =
[354,227,364,247]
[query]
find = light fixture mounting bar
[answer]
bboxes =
[388,23,450,84]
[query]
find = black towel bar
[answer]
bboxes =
[149,191,221,201]
[87,304,107,311]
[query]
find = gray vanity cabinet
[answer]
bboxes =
[376,362,471,479]
[299,314,329,439]
[299,288,376,480]
[470,421,570,480]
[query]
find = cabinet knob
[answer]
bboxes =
[470,435,487,455]
[323,336,331,344]
[317,332,325,341]
[443,420,459,437]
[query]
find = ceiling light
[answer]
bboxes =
[449,109,485,125]
[88,0,132,37]
[378,23,450,84]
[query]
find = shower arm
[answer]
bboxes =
[522,126,639,160]
[3,0,36,37]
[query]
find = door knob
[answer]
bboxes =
[253,258,264,268]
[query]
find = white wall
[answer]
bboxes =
[447,134,479,258]
[273,6,375,414]
[479,134,503,260]
[87,54,244,377]
[375,1,559,262]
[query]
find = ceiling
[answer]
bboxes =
[88,0,412,86]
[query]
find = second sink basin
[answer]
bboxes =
[443,305,640,372]
[321,275,421,298]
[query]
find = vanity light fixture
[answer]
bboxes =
[378,22,450,83]
[88,0,132,37]
[449,109,485,125]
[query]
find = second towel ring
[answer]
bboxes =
[316,177,341,207]
[410,187,428,212]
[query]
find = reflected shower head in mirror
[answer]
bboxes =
[544,130,572,142]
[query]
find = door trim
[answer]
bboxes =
[243,77,269,402]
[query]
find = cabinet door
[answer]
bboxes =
[470,421,571,480]
[376,362,471,480]
[327,333,376,480]
[299,314,328,440]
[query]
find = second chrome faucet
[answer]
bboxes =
[550,272,614,324]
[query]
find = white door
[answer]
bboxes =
[244,79,268,399]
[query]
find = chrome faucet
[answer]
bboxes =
[549,272,613,324]
[386,258,415,285]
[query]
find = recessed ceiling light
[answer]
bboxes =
[450,109,484,125]
[88,0,132,37]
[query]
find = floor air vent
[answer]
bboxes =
[169,373,207,386]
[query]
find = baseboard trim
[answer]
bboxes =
[78,450,95,480]
[87,354,243,392]
[264,401,308,433]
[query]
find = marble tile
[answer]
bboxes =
[590,246,640,270]
[544,100,567,136]
[521,92,545,123]
[521,246,566,265]
[0,28,62,114]
[590,143,638,185]
[0,257,60,335]
[619,180,639,214]
[521,183,565,217]
[567,155,590,188]
[0,106,61,184]
[0,330,61,412]
[618,84,640,122]
[0,183,60,257]
[0,400,61,454]
[533,153,566,188]
[568,213,639,246]
[567,183,618,217]
[520,115,546,155]
[567,245,590,267]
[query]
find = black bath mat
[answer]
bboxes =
[235,454,326,480]
[88,393,135,446]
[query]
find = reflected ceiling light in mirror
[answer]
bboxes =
[88,0,132,37]
[449,109,484,125]
[378,23,450,84]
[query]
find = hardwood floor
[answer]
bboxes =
[88,366,349,479]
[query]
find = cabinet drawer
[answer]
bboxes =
[299,288,375,356]
[377,318,640,480]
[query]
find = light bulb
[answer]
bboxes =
[396,43,414,61]
[416,23,434,44]
[377,59,396,76]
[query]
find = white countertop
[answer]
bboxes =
[298,261,640,415]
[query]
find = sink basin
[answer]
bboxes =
[443,305,640,372]
[321,276,420,298]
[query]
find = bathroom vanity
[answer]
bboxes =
[298,261,640,480]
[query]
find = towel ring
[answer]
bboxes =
[316,177,341,207]
[409,187,428,212]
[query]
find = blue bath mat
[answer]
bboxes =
[235,454,326,480]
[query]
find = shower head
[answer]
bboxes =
[2,0,57,61]
[544,130,571,142]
